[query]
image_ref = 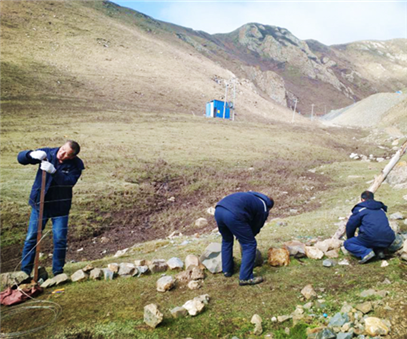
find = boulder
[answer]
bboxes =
[185,254,200,270]
[71,270,89,282]
[118,263,136,276]
[195,217,208,227]
[170,306,188,318]
[144,303,163,328]
[188,280,203,290]
[301,284,317,300]
[0,271,30,288]
[89,269,103,280]
[53,273,69,285]
[156,275,176,292]
[356,301,372,314]
[149,259,168,274]
[267,247,290,266]
[102,268,115,280]
[251,314,263,335]
[305,246,324,259]
[176,265,205,283]
[284,241,306,258]
[328,312,349,327]
[200,243,222,273]
[183,297,206,316]
[167,257,184,270]
[365,317,390,336]
[107,263,119,273]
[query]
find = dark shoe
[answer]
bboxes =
[53,271,64,277]
[358,251,375,264]
[223,272,232,278]
[376,251,386,260]
[239,276,264,286]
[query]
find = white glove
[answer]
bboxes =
[30,150,47,161]
[41,161,56,174]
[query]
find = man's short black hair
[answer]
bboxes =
[361,190,374,200]
[67,140,80,156]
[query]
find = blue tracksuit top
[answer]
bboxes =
[18,147,84,217]
[346,200,395,247]
[216,192,273,236]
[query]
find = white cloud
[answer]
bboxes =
[156,1,407,45]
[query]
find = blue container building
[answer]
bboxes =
[206,100,231,119]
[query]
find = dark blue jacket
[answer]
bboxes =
[346,200,395,247]
[18,147,84,217]
[216,192,273,236]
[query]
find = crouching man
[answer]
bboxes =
[18,140,84,276]
[344,191,403,264]
[214,191,274,286]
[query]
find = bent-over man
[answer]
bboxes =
[214,191,274,286]
[344,190,402,264]
[18,140,84,276]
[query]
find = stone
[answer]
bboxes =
[134,259,146,266]
[390,212,403,220]
[360,289,376,298]
[325,250,339,258]
[183,297,206,316]
[364,317,390,336]
[102,268,115,280]
[340,302,353,313]
[144,303,163,328]
[267,247,290,266]
[149,259,168,274]
[170,306,188,318]
[167,257,184,270]
[0,271,30,288]
[301,284,317,300]
[176,265,205,283]
[156,275,175,292]
[53,273,69,285]
[328,312,349,327]
[200,243,222,273]
[185,254,200,270]
[251,314,263,335]
[323,259,335,267]
[316,328,336,339]
[315,240,330,253]
[303,302,313,309]
[277,315,291,323]
[195,217,208,227]
[284,240,306,258]
[118,263,136,276]
[338,259,350,266]
[336,332,353,339]
[386,161,407,185]
[71,270,88,282]
[41,278,56,288]
[381,260,389,267]
[89,268,103,280]
[188,280,203,290]
[389,220,400,233]
[356,301,372,314]
[207,207,216,215]
[114,248,129,258]
[82,264,94,273]
[305,246,324,259]
[136,265,149,276]
[107,263,119,273]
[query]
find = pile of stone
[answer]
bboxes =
[144,294,210,328]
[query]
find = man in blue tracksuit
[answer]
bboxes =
[344,191,397,264]
[214,191,274,286]
[18,141,84,276]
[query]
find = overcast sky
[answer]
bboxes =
[111,1,407,46]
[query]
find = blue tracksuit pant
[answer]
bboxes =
[214,206,257,280]
[344,237,386,259]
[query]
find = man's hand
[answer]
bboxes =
[41,161,56,174]
[30,150,47,161]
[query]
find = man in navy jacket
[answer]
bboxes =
[214,191,274,285]
[344,191,395,264]
[18,141,84,276]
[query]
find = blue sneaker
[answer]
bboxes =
[359,251,375,264]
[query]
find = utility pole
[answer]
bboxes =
[311,104,314,121]
[223,81,228,119]
[292,99,298,123]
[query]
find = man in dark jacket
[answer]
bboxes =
[214,191,274,285]
[344,191,395,264]
[18,141,84,276]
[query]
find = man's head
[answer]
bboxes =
[361,190,374,201]
[57,140,80,163]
